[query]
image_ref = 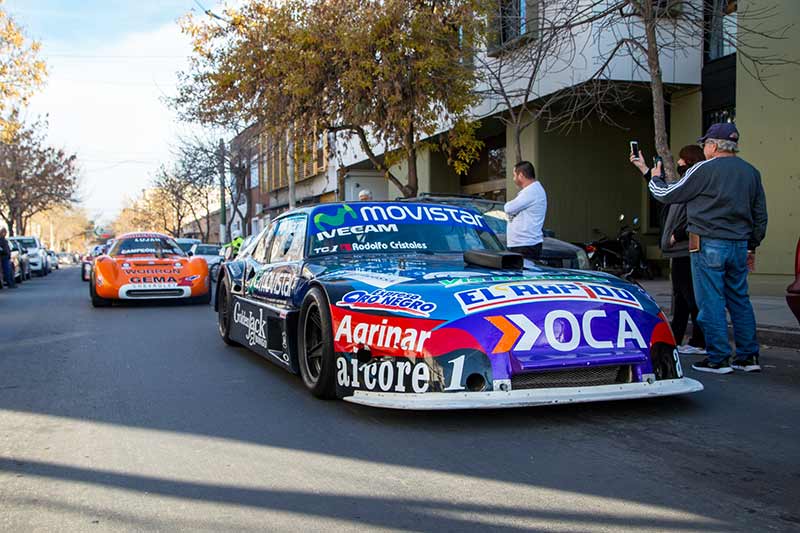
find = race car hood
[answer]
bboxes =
[96,256,201,287]
[309,254,671,375]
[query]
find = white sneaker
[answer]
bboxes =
[678,345,707,355]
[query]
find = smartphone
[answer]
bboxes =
[630,141,639,160]
[653,155,662,167]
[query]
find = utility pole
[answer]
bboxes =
[218,138,227,243]
[287,129,295,209]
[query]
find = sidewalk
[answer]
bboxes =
[639,277,800,349]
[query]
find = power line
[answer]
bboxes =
[48,54,186,59]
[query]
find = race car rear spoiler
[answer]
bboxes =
[464,250,523,270]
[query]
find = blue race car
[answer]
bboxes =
[215,201,702,410]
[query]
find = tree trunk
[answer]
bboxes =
[514,113,523,164]
[405,123,418,197]
[641,2,678,182]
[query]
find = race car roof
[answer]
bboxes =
[116,231,173,240]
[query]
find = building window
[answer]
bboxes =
[263,129,328,192]
[707,0,737,62]
[488,0,538,55]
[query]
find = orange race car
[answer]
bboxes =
[89,232,211,307]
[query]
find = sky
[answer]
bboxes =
[7,0,213,224]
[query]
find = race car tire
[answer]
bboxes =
[90,276,111,307]
[217,277,239,346]
[298,287,336,400]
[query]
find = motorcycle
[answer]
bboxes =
[584,214,650,279]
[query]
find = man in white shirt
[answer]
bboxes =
[504,160,547,260]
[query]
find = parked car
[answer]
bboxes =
[89,232,210,307]
[787,237,800,325]
[9,240,31,281]
[46,250,59,270]
[175,237,201,254]
[57,252,74,265]
[400,194,591,270]
[81,245,104,281]
[214,201,702,409]
[10,236,49,276]
[189,243,223,281]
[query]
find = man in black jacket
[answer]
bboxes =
[649,123,768,374]
[0,228,16,289]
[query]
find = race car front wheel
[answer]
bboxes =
[90,276,111,308]
[217,277,238,346]
[298,287,336,399]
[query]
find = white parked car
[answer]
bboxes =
[10,236,50,276]
[175,238,201,254]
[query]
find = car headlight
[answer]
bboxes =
[576,249,591,270]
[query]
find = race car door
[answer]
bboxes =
[237,215,307,369]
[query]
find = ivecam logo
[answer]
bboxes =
[313,204,358,231]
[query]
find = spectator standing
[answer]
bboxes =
[0,228,16,289]
[648,123,767,374]
[630,145,706,355]
[358,189,373,201]
[504,161,547,260]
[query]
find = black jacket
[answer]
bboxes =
[648,156,768,250]
[0,237,10,258]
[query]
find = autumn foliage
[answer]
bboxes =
[175,0,485,197]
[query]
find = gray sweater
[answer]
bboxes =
[648,156,768,250]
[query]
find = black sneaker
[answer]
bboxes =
[731,357,761,372]
[691,358,733,374]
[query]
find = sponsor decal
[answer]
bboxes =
[253,271,296,298]
[123,268,181,275]
[486,309,646,353]
[337,289,437,317]
[315,223,398,241]
[314,204,357,231]
[422,270,503,281]
[178,275,201,287]
[130,275,178,284]
[232,300,268,349]
[337,357,431,393]
[334,313,433,355]
[337,270,412,289]
[311,203,487,233]
[436,273,609,288]
[455,281,642,313]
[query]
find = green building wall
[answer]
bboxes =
[736,0,800,276]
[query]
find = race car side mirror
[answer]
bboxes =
[187,251,194,256]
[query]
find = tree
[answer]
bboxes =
[0,113,79,235]
[0,3,47,141]
[29,206,92,251]
[175,0,485,197]
[172,134,249,243]
[551,0,797,181]
[151,167,191,238]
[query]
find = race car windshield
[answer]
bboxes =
[307,203,503,256]
[110,237,185,257]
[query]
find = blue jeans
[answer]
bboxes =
[1,256,14,288]
[690,238,758,364]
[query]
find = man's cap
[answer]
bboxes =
[698,122,739,143]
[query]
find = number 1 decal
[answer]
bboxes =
[444,355,466,391]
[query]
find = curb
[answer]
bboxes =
[753,326,800,350]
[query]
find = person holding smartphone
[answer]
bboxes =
[630,144,706,355]
[648,123,768,375]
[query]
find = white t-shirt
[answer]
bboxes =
[504,180,547,247]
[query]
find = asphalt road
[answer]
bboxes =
[1,267,799,532]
